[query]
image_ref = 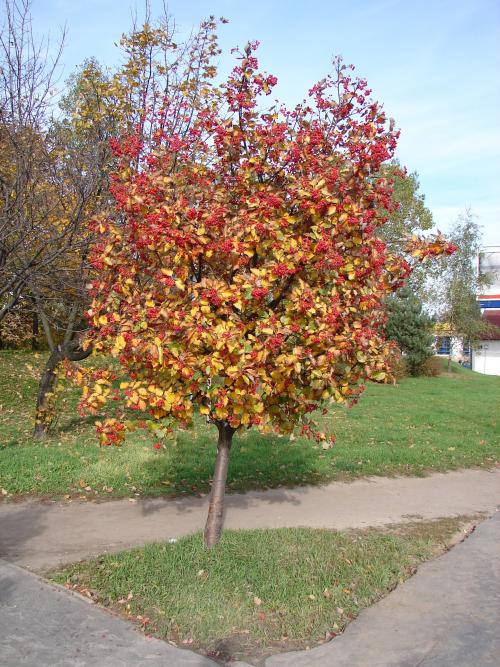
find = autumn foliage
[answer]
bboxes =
[77,44,454,545]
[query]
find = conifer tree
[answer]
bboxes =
[384,288,434,376]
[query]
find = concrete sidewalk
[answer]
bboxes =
[0,559,217,667]
[1,467,499,571]
[0,512,498,666]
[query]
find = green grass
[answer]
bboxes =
[0,350,498,500]
[50,518,473,664]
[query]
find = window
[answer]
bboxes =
[436,336,451,355]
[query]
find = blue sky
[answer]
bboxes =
[32,0,499,244]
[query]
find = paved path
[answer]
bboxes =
[1,468,499,571]
[0,559,217,667]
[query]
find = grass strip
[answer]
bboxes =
[1,350,498,500]
[50,517,474,664]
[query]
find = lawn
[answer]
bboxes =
[0,350,498,500]
[50,517,476,664]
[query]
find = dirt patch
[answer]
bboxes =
[382,514,484,550]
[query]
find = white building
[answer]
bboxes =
[473,246,500,375]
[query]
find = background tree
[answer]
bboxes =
[383,287,433,375]
[380,160,434,249]
[429,209,490,369]
[22,10,223,437]
[379,160,441,302]
[73,45,454,547]
[0,0,101,437]
[0,0,74,322]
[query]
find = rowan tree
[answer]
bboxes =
[76,45,454,546]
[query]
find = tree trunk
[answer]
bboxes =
[203,422,234,548]
[33,346,64,439]
[33,336,92,439]
[31,310,39,350]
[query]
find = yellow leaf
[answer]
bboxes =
[115,335,126,350]
[164,391,176,406]
[154,337,163,364]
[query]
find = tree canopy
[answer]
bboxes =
[73,44,454,545]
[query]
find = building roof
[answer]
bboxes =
[482,311,500,340]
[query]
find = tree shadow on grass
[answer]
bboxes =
[137,425,326,504]
[53,413,100,435]
[1,410,99,447]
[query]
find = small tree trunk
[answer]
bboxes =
[203,422,234,548]
[33,346,64,439]
[31,310,39,350]
[33,335,92,439]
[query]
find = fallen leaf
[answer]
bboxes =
[253,596,262,606]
